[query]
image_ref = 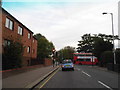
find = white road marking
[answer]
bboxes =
[98,81,113,90]
[82,71,91,77]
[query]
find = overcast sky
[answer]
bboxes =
[2,0,120,50]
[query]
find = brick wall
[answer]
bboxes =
[31,37,37,59]
[44,58,52,66]
[2,8,38,67]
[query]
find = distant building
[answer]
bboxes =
[2,8,37,66]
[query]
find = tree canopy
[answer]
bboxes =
[77,33,119,66]
[34,33,55,63]
[57,46,75,62]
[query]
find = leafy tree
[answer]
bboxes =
[98,33,119,42]
[34,33,55,63]
[77,33,119,53]
[2,42,23,70]
[58,46,75,62]
[77,34,93,53]
[100,48,120,66]
[100,51,113,67]
[93,38,113,62]
[47,42,55,57]
[77,33,119,66]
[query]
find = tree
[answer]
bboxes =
[2,42,23,70]
[34,33,55,63]
[77,34,94,53]
[93,38,113,62]
[100,51,113,67]
[77,33,119,53]
[77,33,119,66]
[58,46,75,62]
[100,48,120,67]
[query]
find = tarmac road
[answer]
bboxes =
[38,65,119,89]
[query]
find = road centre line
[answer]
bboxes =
[39,68,59,88]
[82,71,91,77]
[98,81,113,90]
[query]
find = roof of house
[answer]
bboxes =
[2,8,34,34]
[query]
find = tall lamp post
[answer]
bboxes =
[102,12,116,65]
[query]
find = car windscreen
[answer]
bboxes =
[62,61,72,64]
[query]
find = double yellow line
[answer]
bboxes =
[39,68,60,88]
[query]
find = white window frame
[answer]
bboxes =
[5,18,9,28]
[33,39,34,43]
[27,46,30,53]
[5,17,13,30]
[28,33,31,39]
[18,26,23,35]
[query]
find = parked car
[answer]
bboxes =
[61,59,74,71]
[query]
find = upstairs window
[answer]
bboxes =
[27,46,30,53]
[5,17,13,30]
[28,33,31,39]
[18,26,23,35]
[33,39,34,43]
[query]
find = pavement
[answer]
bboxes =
[2,64,59,89]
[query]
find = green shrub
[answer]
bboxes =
[115,49,120,64]
[2,42,23,70]
[100,51,113,67]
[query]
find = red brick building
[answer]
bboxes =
[2,8,38,66]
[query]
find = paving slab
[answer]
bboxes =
[2,65,59,88]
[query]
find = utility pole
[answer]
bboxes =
[102,12,116,65]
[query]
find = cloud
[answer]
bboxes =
[2,0,119,50]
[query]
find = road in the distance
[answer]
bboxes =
[39,65,118,89]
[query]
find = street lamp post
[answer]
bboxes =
[102,12,116,65]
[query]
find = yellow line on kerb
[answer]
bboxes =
[39,68,59,88]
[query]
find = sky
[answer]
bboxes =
[2,0,120,50]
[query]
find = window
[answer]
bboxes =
[5,17,13,30]
[5,18,9,28]
[18,26,23,35]
[28,33,31,39]
[33,39,34,43]
[85,59,91,62]
[62,60,72,64]
[77,59,84,61]
[4,39,11,46]
[27,46,30,53]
